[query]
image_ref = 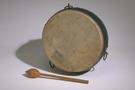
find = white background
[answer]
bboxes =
[0,0,135,90]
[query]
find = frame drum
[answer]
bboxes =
[42,6,108,73]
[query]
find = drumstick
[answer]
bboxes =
[25,68,89,84]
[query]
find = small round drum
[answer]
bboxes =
[42,5,108,73]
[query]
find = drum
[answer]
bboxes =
[42,4,108,73]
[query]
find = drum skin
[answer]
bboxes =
[42,7,108,72]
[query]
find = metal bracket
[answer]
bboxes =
[103,51,108,61]
[90,67,95,72]
[64,3,73,9]
[49,61,55,69]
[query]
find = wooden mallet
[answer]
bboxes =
[25,68,89,84]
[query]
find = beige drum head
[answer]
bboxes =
[42,9,104,72]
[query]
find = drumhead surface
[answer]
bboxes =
[42,9,104,72]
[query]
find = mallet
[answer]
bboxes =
[25,68,89,84]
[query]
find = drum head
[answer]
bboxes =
[42,9,104,72]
